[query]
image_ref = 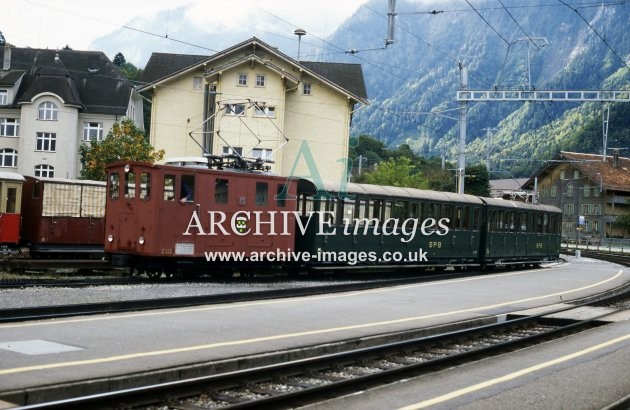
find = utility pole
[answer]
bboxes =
[457,62,468,194]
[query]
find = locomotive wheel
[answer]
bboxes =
[145,270,162,279]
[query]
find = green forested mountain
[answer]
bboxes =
[328,0,630,176]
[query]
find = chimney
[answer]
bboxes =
[2,44,10,70]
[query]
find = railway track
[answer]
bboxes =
[12,287,630,409]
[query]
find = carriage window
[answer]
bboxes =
[109,173,120,199]
[454,207,463,230]
[409,202,419,218]
[181,175,195,203]
[472,208,480,231]
[371,199,382,220]
[343,199,355,224]
[125,172,135,198]
[393,200,407,220]
[383,201,393,221]
[543,213,549,233]
[462,206,470,230]
[442,205,452,228]
[6,187,16,213]
[276,184,286,207]
[357,198,368,219]
[325,197,336,224]
[163,175,175,201]
[536,213,543,233]
[215,179,229,204]
[256,182,268,206]
[520,212,527,231]
[32,182,41,199]
[140,173,150,200]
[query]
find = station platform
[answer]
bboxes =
[0,257,628,406]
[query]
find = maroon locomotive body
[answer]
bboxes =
[105,161,298,277]
[21,177,106,256]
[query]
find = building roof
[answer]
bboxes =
[489,178,529,192]
[0,46,133,115]
[139,37,368,103]
[524,151,630,192]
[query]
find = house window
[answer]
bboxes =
[303,82,312,95]
[251,148,272,160]
[0,118,19,137]
[254,105,276,118]
[224,103,245,116]
[193,77,203,90]
[83,122,104,141]
[238,73,247,86]
[256,74,265,87]
[573,170,580,179]
[0,89,7,105]
[550,186,557,197]
[0,148,17,167]
[36,132,56,151]
[223,146,243,156]
[38,101,58,120]
[34,164,54,178]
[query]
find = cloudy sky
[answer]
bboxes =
[2,0,369,50]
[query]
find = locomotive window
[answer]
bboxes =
[255,182,268,206]
[181,175,195,203]
[520,212,527,231]
[276,184,286,207]
[125,172,136,198]
[215,179,229,204]
[536,213,543,233]
[543,213,549,233]
[140,173,150,200]
[109,173,120,199]
[163,175,175,201]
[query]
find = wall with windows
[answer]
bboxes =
[18,94,79,179]
[146,47,359,184]
[0,108,20,171]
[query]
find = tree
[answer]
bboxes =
[113,52,126,66]
[360,157,428,189]
[79,120,164,181]
[463,163,491,197]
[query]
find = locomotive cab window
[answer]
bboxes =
[125,172,135,198]
[181,175,195,203]
[276,184,286,207]
[6,187,16,213]
[32,181,41,199]
[215,179,229,204]
[140,173,150,200]
[255,182,268,206]
[163,175,175,201]
[109,173,119,199]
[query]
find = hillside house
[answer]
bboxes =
[524,151,630,241]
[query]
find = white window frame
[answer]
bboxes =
[83,122,104,141]
[36,132,56,152]
[224,103,245,116]
[303,82,312,95]
[254,105,276,118]
[238,73,247,86]
[34,164,54,178]
[0,148,17,167]
[38,101,58,120]
[256,74,265,87]
[0,118,19,137]
[193,76,203,90]
[0,89,7,105]
[222,146,243,156]
[251,148,273,160]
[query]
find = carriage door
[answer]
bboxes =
[0,181,22,242]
